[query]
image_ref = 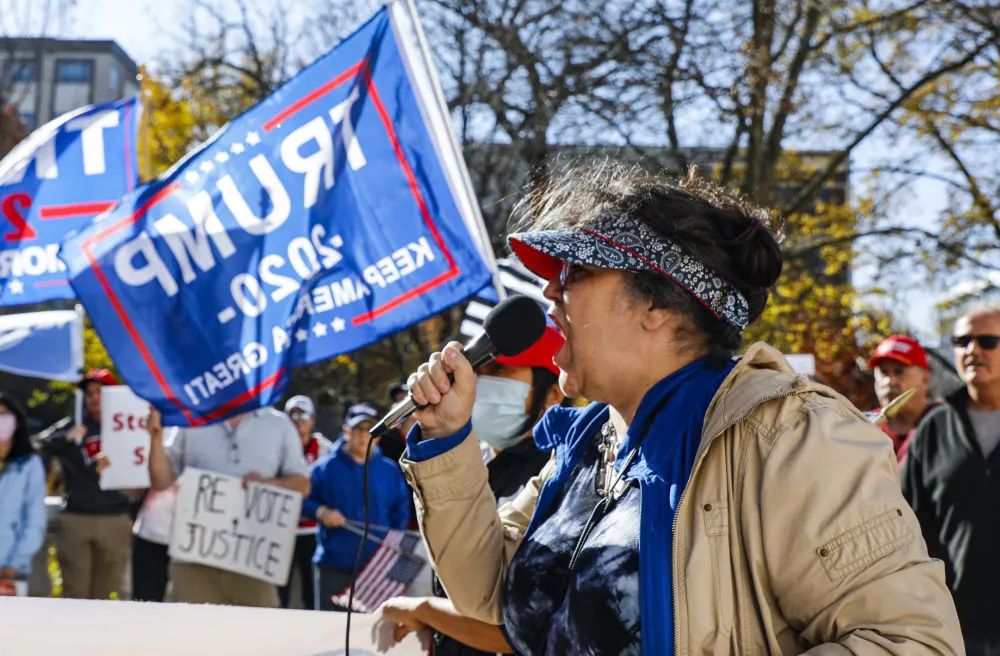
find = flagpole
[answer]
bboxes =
[137,65,154,183]
[73,304,84,425]
[394,0,506,301]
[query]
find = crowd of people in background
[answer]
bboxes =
[0,299,998,653]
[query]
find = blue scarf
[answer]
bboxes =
[529,356,735,655]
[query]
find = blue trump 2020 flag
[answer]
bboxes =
[61,3,496,427]
[0,309,83,382]
[0,97,139,306]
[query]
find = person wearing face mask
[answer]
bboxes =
[0,392,46,591]
[473,329,566,504]
[375,324,566,654]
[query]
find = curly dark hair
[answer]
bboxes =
[0,391,34,463]
[511,162,784,362]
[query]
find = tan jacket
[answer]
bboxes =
[400,343,963,654]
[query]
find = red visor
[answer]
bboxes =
[508,237,562,280]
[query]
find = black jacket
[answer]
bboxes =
[486,436,552,504]
[902,387,1000,640]
[38,415,131,515]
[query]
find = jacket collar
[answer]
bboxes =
[700,342,816,446]
[945,385,971,413]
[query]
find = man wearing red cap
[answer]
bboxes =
[37,368,135,599]
[868,335,936,463]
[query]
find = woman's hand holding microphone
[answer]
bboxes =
[406,341,477,439]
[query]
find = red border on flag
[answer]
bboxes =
[39,201,116,219]
[81,59,464,426]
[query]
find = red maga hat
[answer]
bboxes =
[79,368,119,387]
[867,335,930,371]
[495,323,564,377]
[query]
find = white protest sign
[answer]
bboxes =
[169,468,300,585]
[99,385,151,490]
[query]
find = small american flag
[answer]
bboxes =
[332,529,425,612]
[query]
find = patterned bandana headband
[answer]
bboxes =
[508,216,751,329]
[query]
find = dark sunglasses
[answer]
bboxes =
[952,334,1000,350]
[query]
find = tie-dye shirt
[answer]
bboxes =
[502,438,642,655]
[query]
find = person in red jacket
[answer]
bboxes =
[868,335,937,463]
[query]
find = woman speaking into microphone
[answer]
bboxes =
[397,164,961,655]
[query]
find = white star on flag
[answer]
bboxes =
[184,171,200,184]
[199,161,215,173]
[295,329,309,343]
[331,317,346,333]
[312,323,328,337]
[230,142,245,155]
[8,279,24,295]
[215,152,230,164]
[246,131,261,146]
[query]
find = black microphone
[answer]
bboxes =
[369,295,547,438]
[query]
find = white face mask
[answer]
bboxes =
[0,412,17,442]
[472,376,532,451]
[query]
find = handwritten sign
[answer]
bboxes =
[99,385,151,490]
[169,468,301,585]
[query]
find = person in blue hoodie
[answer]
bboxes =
[304,402,411,611]
[0,392,46,586]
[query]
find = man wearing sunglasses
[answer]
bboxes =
[903,303,1000,656]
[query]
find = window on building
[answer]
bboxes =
[3,58,37,84]
[53,59,94,117]
[108,65,120,94]
[55,59,93,83]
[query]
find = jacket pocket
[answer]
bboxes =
[700,499,735,646]
[702,499,728,537]
[816,508,913,582]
